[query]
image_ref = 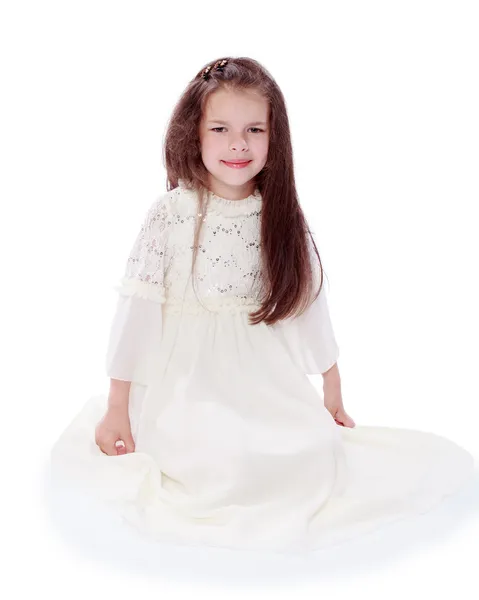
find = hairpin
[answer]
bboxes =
[201,58,229,80]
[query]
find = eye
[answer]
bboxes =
[211,127,264,133]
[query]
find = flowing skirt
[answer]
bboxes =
[48,310,475,554]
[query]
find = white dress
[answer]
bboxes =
[48,180,476,554]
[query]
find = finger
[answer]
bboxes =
[100,445,115,456]
[345,415,356,427]
[115,440,126,455]
[337,411,354,426]
[124,435,136,453]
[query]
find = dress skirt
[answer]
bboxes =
[48,307,476,554]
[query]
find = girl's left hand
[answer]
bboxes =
[324,388,356,428]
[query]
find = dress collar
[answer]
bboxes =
[177,178,262,217]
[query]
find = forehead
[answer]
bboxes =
[203,88,269,122]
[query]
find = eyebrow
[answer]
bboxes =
[207,120,267,126]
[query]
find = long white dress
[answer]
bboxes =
[48,180,476,554]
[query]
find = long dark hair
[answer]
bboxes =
[163,56,325,326]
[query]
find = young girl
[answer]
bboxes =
[49,56,475,555]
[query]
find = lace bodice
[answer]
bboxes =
[116,180,266,314]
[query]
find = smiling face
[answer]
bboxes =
[199,87,269,200]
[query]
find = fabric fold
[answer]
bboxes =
[105,294,164,385]
[271,279,340,375]
[271,231,340,375]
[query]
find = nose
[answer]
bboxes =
[229,136,248,152]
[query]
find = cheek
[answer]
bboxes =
[254,137,269,158]
[201,135,222,156]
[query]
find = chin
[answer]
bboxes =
[215,168,252,180]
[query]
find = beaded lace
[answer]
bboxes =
[114,180,265,314]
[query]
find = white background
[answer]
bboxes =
[1,0,478,598]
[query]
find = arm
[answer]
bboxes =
[108,378,131,411]
[322,361,355,427]
[322,361,340,391]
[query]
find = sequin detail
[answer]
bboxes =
[115,195,172,301]
[114,183,265,314]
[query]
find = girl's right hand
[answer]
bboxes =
[95,406,136,456]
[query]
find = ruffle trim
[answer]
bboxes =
[163,295,262,315]
[114,277,166,303]
[113,280,262,314]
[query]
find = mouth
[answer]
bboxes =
[222,160,252,169]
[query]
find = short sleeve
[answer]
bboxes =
[270,233,340,375]
[105,195,171,385]
[114,194,170,302]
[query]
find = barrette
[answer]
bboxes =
[201,58,229,80]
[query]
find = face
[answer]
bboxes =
[199,87,269,200]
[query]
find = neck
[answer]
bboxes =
[207,175,255,200]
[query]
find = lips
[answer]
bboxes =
[222,160,252,168]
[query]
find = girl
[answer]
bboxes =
[49,56,475,555]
